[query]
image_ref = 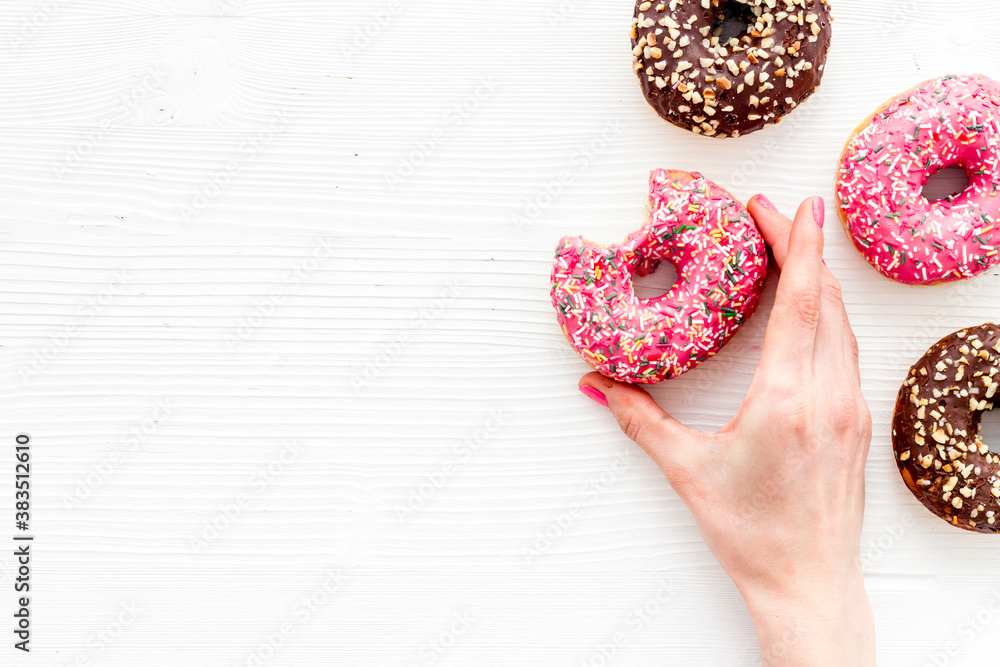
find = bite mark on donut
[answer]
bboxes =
[550,169,768,384]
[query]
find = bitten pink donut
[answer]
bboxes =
[836,74,1000,285]
[550,169,767,384]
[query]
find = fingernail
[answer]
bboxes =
[813,196,825,228]
[579,385,608,408]
[754,194,775,211]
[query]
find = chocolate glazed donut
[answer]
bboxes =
[631,0,832,138]
[893,324,1000,532]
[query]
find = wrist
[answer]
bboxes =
[739,574,875,666]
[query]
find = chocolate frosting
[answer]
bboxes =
[631,0,832,138]
[892,324,1000,533]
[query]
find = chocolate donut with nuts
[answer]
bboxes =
[893,324,1000,533]
[630,0,832,138]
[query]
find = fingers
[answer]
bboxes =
[747,194,793,271]
[579,372,704,480]
[749,195,862,389]
[758,197,826,373]
[816,269,863,389]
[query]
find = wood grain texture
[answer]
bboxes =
[2,0,1000,665]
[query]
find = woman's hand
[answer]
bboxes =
[579,196,876,666]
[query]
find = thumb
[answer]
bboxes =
[579,372,704,477]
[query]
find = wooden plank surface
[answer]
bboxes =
[2,0,1000,664]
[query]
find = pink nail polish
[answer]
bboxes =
[813,196,825,228]
[754,194,775,211]
[579,385,608,408]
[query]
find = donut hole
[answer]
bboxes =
[979,409,1000,454]
[633,260,679,300]
[712,0,756,43]
[923,165,971,202]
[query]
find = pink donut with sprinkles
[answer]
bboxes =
[550,169,768,384]
[836,74,1000,285]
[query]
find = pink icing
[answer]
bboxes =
[550,169,767,384]
[837,74,1000,285]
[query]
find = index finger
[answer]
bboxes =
[748,194,791,270]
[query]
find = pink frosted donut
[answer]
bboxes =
[836,74,1000,285]
[550,169,768,384]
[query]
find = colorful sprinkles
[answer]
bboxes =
[836,74,1000,285]
[549,169,768,384]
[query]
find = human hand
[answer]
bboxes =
[579,196,876,666]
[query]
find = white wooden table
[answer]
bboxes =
[2,1,999,664]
